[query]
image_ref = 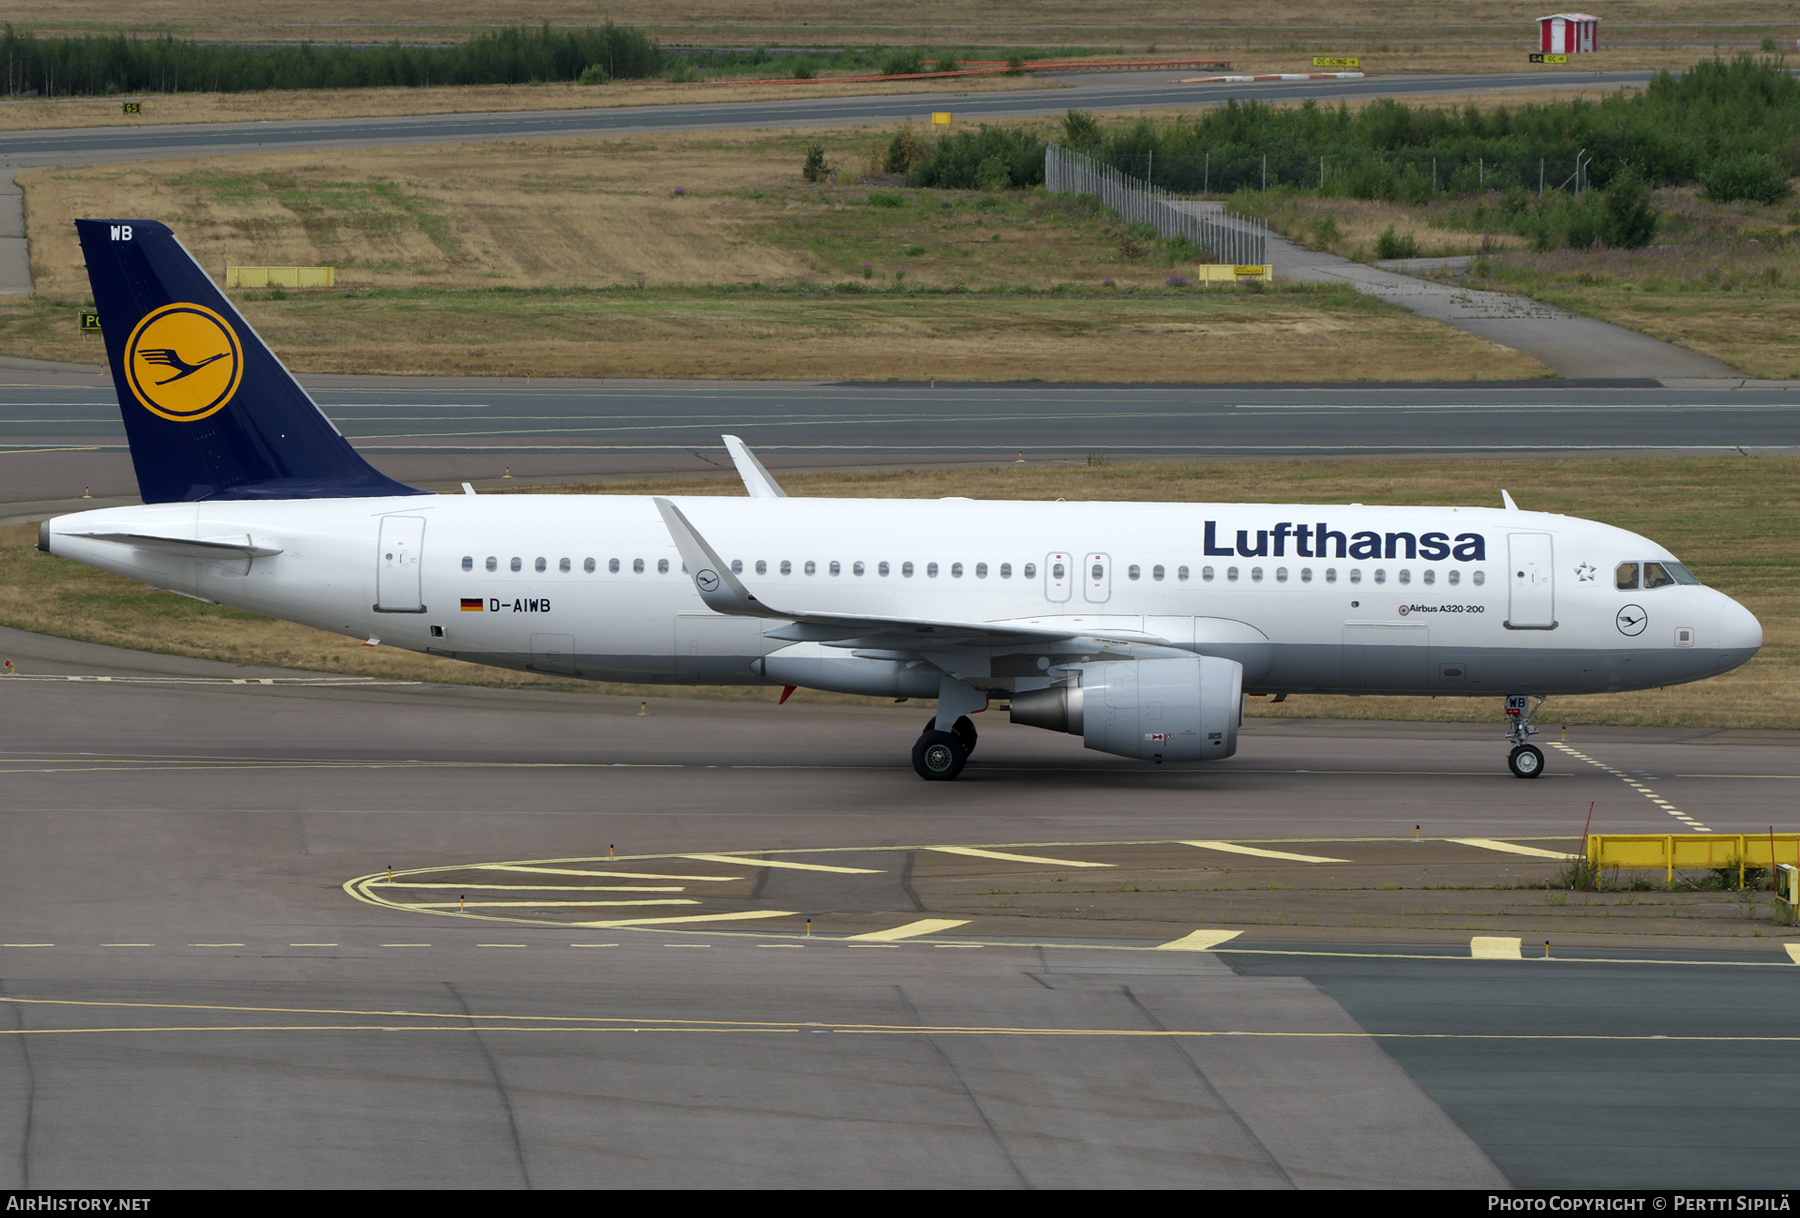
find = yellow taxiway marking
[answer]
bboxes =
[1182,840,1349,864]
[847,919,971,942]
[1154,929,1242,952]
[676,854,880,874]
[410,900,696,909]
[376,883,686,892]
[474,865,740,881]
[927,846,1111,868]
[1449,838,1574,861]
[570,910,796,929]
[1471,936,1524,959]
[1786,944,1800,965]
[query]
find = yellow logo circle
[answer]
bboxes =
[123,303,243,423]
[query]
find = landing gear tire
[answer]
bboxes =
[913,730,969,781]
[923,715,979,758]
[1508,744,1545,779]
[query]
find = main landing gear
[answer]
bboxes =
[1504,694,1546,779]
[913,715,978,781]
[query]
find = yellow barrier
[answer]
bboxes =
[226,266,335,288]
[1191,264,1272,284]
[1588,833,1800,886]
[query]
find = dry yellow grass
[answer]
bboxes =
[10,131,1547,381]
[20,0,1780,46]
[3,457,1793,729]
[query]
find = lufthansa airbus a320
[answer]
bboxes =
[40,220,1763,780]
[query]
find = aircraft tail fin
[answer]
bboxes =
[75,219,423,503]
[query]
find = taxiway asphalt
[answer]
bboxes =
[2,375,1797,519]
[0,625,1796,1187]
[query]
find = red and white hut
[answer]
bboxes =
[1538,13,1600,54]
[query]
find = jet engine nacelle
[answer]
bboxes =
[1011,655,1243,762]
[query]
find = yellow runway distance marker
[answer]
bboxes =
[1182,840,1349,864]
[1154,929,1242,952]
[1471,937,1524,959]
[847,919,970,942]
[1786,944,1800,965]
[1449,838,1574,860]
[676,854,879,874]
[927,846,1112,868]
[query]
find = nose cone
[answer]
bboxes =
[1717,597,1763,675]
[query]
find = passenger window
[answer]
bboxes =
[854,561,865,576]
[1373,569,1386,584]
[633,559,644,574]
[1000,563,1011,578]
[1472,571,1486,586]
[1128,565,1141,581]
[903,562,914,577]
[1227,567,1239,581]
[609,558,620,574]
[584,558,595,573]
[559,558,571,573]
[486,556,497,572]
[1398,569,1410,585]
[1202,566,1214,581]
[879,561,890,576]
[829,561,840,576]
[1447,569,1460,585]
[1616,562,1639,590]
[951,562,963,578]
[804,561,816,576]
[657,559,669,574]
[975,562,987,578]
[1177,566,1189,581]
[1153,565,1164,581]
[1325,568,1337,583]
[1423,569,1434,585]
[1301,568,1313,582]
[731,559,743,574]
[1251,567,1264,581]
[756,560,768,575]
[1051,562,1064,579]
[1349,569,1362,583]
[1024,563,1037,579]
[928,562,940,577]
[511,557,523,572]
[1643,562,1674,590]
[780,560,792,575]
[462,556,473,571]
[534,557,546,573]
[1090,562,1104,581]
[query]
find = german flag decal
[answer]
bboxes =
[460,598,484,612]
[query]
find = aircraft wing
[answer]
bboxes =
[652,497,1176,655]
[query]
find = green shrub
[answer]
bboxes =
[1375,224,1419,259]
[792,58,816,80]
[881,50,924,77]
[802,144,830,183]
[865,191,906,207]
[1061,109,1101,148]
[1700,152,1793,203]
[933,55,959,74]
[1600,163,1658,248]
[577,64,608,85]
[974,155,1011,191]
[884,130,923,174]
[1005,50,1027,74]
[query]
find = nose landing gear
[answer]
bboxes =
[1505,694,1547,779]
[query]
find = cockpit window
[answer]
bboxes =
[1663,561,1701,585]
[1642,562,1675,589]
[1615,562,1638,590]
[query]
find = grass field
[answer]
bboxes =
[4,456,1793,729]
[17,0,1785,51]
[9,131,1545,381]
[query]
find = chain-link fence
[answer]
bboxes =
[1045,142,1268,266]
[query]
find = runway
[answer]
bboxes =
[1,624,1796,1187]
[3,373,1797,518]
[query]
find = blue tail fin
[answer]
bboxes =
[75,219,423,503]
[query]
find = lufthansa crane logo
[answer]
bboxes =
[123,303,243,422]
[695,569,721,594]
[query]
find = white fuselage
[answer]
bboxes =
[45,494,1762,699]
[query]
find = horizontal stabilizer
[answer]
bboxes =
[66,531,284,558]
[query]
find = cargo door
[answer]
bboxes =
[375,516,426,612]
[1506,533,1556,629]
